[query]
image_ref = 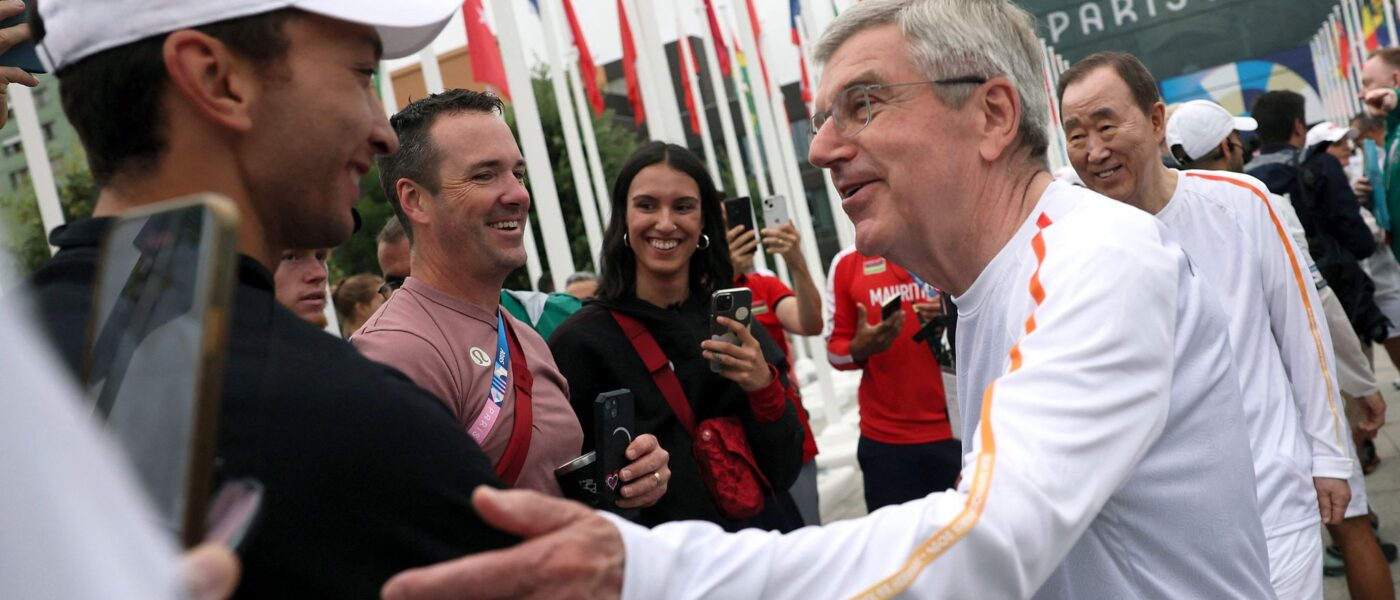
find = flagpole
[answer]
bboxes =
[566,59,613,225]
[1345,0,1368,80]
[762,33,826,294]
[12,86,62,255]
[540,0,605,265]
[693,0,753,200]
[378,61,400,116]
[417,47,446,94]
[674,13,723,189]
[1340,8,1366,115]
[1385,0,1400,49]
[623,0,687,144]
[796,0,854,249]
[492,0,576,291]
[1312,37,1335,122]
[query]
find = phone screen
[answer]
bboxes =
[86,196,238,546]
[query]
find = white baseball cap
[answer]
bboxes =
[37,0,463,72]
[1305,122,1358,149]
[1165,99,1258,163]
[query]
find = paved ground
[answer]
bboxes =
[1325,349,1400,599]
[812,352,1400,598]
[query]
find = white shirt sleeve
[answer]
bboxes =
[1255,196,1355,479]
[608,227,1180,599]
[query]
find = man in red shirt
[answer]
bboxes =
[824,246,956,511]
[728,216,824,524]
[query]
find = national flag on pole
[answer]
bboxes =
[562,0,605,115]
[464,0,510,99]
[1338,17,1352,78]
[678,36,702,135]
[703,0,731,76]
[618,0,645,125]
[790,0,813,110]
[1362,0,1390,49]
[745,0,772,91]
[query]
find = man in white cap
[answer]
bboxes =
[1170,103,1395,597]
[1061,55,1353,598]
[16,1,518,596]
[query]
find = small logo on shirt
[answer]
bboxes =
[752,300,769,315]
[470,347,491,367]
[863,257,887,275]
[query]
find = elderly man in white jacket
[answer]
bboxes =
[379,1,1274,598]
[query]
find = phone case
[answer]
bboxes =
[710,288,755,372]
[761,195,790,228]
[594,390,636,513]
[724,196,756,233]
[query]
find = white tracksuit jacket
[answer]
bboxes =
[606,181,1273,599]
[1157,171,1353,541]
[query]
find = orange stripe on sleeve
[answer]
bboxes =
[1183,172,1343,446]
[851,212,1054,600]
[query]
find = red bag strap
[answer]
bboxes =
[495,320,533,486]
[609,310,698,433]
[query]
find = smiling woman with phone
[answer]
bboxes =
[549,142,805,532]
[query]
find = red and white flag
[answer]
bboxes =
[464,0,510,99]
[618,0,645,125]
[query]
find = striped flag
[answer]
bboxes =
[1362,0,1390,49]
[790,0,814,110]
[678,35,702,135]
[703,0,731,76]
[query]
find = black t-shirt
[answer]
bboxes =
[19,218,517,599]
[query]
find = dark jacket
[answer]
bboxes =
[18,218,516,599]
[1248,143,1390,342]
[549,294,805,532]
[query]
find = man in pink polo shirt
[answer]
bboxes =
[352,89,669,504]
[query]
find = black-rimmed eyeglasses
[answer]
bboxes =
[378,275,405,300]
[810,76,988,139]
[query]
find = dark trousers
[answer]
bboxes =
[856,436,962,512]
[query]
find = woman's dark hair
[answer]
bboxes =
[597,142,733,303]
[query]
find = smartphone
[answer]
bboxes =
[204,479,264,552]
[0,10,45,73]
[85,194,240,547]
[710,287,755,373]
[723,196,757,234]
[881,293,903,321]
[761,194,790,229]
[594,389,636,513]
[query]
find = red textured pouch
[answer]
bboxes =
[693,416,772,520]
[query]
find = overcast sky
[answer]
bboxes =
[384,0,855,86]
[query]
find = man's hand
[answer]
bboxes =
[182,543,241,600]
[0,0,40,129]
[1363,88,1398,117]
[849,302,904,363]
[1356,391,1387,440]
[1314,477,1351,525]
[912,300,941,324]
[381,487,624,600]
[617,433,670,509]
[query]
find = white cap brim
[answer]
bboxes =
[1232,116,1258,132]
[293,0,461,60]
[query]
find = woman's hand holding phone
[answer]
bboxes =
[701,316,773,392]
[615,434,671,509]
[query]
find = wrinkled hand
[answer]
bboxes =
[1364,88,1398,117]
[182,543,241,600]
[761,222,804,265]
[1314,477,1351,525]
[1356,392,1387,440]
[382,488,624,600]
[849,302,904,363]
[616,433,669,509]
[701,315,773,392]
[0,0,40,129]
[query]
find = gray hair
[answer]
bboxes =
[814,0,1050,159]
[565,271,597,285]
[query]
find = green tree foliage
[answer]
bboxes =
[1,157,97,280]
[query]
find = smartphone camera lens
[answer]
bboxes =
[717,296,733,311]
[606,401,618,419]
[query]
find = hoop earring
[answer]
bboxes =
[623,232,630,247]
[698,234,710,250]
